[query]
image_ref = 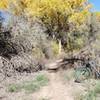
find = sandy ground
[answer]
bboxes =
[33,72,74,100]
[0,71,86,100]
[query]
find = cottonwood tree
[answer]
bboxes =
[0,0,92,53]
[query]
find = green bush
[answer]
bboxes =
[51,41,59,56]
[8,84,22,92]
[8,74,49,93]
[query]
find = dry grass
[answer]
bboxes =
[73,79,100,100]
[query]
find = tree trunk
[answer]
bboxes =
[58,39,62,55]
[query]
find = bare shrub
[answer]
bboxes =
[10,53,42,73]
[0,15,50,76]
[10,16,47,53]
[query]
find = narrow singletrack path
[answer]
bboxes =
[33,72,74,100]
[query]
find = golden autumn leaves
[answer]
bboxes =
[0,0,91,26]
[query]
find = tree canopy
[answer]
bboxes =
[0,0,94,51]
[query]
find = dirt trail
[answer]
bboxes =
[0,71,77,100]
[33,72,74,100]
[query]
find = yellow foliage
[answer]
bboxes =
[0,0,92,52]
[0,0,9,9]
[0,0,91,25]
